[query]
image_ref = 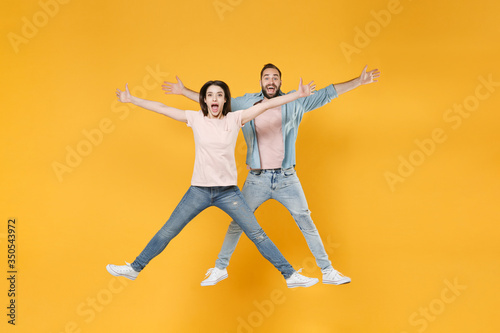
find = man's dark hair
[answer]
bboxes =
[260,63,282,79]
[199,80,232,117]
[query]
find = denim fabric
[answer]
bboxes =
[215,168,332,271]
[131,186,295,279]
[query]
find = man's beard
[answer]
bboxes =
[262,84,281,99]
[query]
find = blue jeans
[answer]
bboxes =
[131,186,295,279]
[215,168,333,271]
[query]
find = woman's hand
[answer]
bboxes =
[116,84,132,103]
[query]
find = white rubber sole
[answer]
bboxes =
[323,278,351,285]
[287,278,319,288]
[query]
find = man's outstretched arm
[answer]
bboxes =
[162,76,200,102]
[333,65,380,96]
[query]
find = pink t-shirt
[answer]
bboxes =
[186,110,243,186]
[254,106,285,169]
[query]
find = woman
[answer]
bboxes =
[107,78,318,288]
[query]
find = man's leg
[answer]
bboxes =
[214,171,272,269]
[214,186,320,288]
[214,186,296,279]
[272,169,332,271]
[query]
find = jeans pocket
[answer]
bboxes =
[283,167,296,177]
[249,169,262,176]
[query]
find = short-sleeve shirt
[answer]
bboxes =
[254,105,284,169]
[185,110,243,186]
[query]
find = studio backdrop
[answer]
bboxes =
[1,0,499,332]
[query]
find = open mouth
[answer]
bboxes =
[211,104,219,113]
[266,85,277,95]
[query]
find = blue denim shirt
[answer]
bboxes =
[231,84,338,169]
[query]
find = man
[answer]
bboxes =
[163,63,380,286]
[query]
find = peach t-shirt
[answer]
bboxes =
[186,110,243,186]
[254,106,285,169]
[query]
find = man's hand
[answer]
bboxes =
[116,84,132,103]
[359,65,381,85]
[162,76,184,95]
[298,78,316,98]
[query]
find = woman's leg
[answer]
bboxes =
[215,171,271,269]
[131,186,210,272]
[214,186,295,279]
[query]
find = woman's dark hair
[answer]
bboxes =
[260,63,282,79]
[199,80,232,117]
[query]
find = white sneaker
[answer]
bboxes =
[106,262,139,280]
[201,267,228,286]
[322,268,351,285]
[286,270,319,288]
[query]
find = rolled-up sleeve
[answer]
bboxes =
[301,84,338,113]
[231,93,262,112]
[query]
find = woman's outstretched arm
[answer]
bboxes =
[241,78,315,124]
[116,84,188,123]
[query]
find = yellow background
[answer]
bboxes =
[1,0,499,332]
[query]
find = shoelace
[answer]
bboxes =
[115,264,133,273]
[204,268,214,277]
[325,269,347,279]
[324,269,337,277]
[292,268,309,281]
